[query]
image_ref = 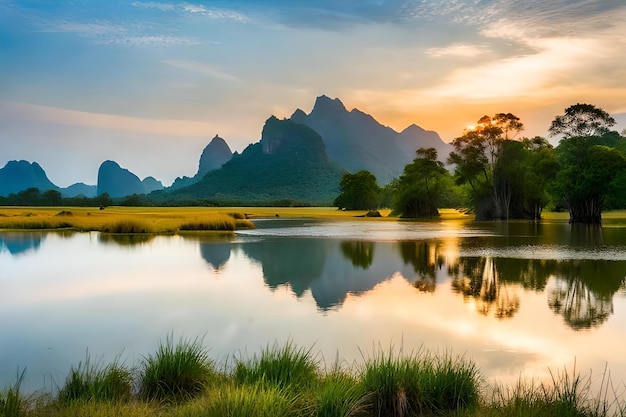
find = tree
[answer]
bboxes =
[549,103,616,138]
[333,170,381,210]
[394,147,451,218]
[550,103,625,223]
[554,139,626,223]
[448,113,524,219]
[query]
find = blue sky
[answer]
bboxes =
[1,0,625,187]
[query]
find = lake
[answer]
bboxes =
[2,215,626,394]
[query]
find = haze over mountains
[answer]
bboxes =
[0,96,452,203]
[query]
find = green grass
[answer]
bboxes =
[4,339,626,417]
[0,369,26,417]
[233,341,319,390]
[138,335,214,403]
[359,346,480,416]
[57,353,132,404]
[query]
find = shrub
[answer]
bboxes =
[139,335,213,403]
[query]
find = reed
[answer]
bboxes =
[138,335,214,403]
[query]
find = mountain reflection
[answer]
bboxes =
[0,232,45,255]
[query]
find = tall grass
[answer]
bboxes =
[359,346,480,416]
[481,363,625,417]
[138,335,214,403]
[233,341,319,390]
[5,338,626,417]
[57,353,132,404]
[0,369,26,417]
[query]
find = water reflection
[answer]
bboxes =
[98,234,155,246]
[341,241,374,269]
[0,232,45,255]
[549,259,626,330]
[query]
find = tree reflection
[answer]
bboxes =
[397,241,445,293]
[451,257,520,318]
[548,259,626,330]
[98,233,155,246]
[340,241,374,269]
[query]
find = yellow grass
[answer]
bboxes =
[0,207,256,234]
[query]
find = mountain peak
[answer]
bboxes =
[198,134,233,177]
[311,95,347,116]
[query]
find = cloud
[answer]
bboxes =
[425,43,488,58]
[103,35,201,46]
[131,2,176,12]
[162,60,240,81]
[181,3,249,22]
[0,101,219,139]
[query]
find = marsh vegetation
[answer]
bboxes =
[3,338,623,417]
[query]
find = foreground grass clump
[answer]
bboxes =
[174,382,301,417]
[139,335,214,403]
[4,339,626,417]
[234,341,319,390]
[57,354,132,404]
[360,347,479,416]
[0,369,26,417]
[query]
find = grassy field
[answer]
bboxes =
[0,206,481,235]
[2,338,622,417]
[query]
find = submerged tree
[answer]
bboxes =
[394,147,451,218]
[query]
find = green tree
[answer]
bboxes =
[549,103,616,138]
[554,139,626,223]
[448,113,524,219]
[550,104,625,223]
[520,137,559,219]
[394,147,451,218]
[42,189,62,206]
[333,170,381,210]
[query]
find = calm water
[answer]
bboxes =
[2,217,626,393]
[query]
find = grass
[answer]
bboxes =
[359,346,479,416]
[138,335,214,403]
[6,338,624,417]
[56,353,132,404]
[233,341,319,390]
[0,207,256,234]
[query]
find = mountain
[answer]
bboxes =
[291,95,452,184]
[198,135,233,177]
[141,176,164,194]
[0,160,58,196]
[97,160,162,198]
[170,135,234,190]
[160,116,345,204]
[61,182,96,198]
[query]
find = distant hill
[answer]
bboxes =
[159,117,345,204]
[0,160,58,196]
[291,95,452,184]
[170,135,233,190]
[97,160,163,198]
[61,182,96,198]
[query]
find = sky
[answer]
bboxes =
[1,0,626,187]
